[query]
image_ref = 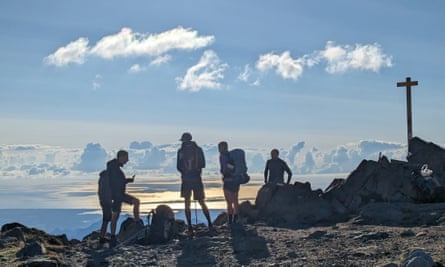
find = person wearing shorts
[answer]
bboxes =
[98,196,112,244]
[177,132,213,233]
[218,141,240,225]
[107,150,140,247]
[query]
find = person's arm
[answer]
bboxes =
[264,161,269,183]
[220,154,234,176]
[126,174,135,183]
[176,150,182,173]
[199,147,206,169]
[283,161,292,184]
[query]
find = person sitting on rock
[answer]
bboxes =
[264,149,293,185]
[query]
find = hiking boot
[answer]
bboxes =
[187,227,195,237]
[99,237,109,244]
[207,223,215,232]
[109,235,117,247]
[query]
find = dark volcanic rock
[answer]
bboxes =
[241,137,445,228]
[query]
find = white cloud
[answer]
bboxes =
[0,139,407,179]
[44,38,89,66]
[90,26,214,59]
[128,64,145,73]
[176,50,228,92]
[45,27,214,66]
[92,74,102,89]
[238,64,251,82]
[150,54,172,66]
[252,41,393,82]
[256,51,304,80]
[238,64,261,86]
[72,143,108,172]
[319,41,393,73]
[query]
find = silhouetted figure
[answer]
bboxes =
[264,149,293,184]
[108,150,140,247]
[176,132,212,234]
[98,169,112,244]
[218,141,240,225]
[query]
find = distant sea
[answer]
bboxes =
[0,172,346,240]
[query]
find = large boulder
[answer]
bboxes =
[323,156,419,212]
[408,137,445,186]
[251,182,338,226]
[244,137,445,227]
[324,137,445,212]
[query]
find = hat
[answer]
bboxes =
[180,132,192,142]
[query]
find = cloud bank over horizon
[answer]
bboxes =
[0,139,406,180]
[44,26,393,92]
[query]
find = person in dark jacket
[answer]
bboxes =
[108,150,140,247]
[264,149,293,184]
[98,169,112,244]
[177,132,212,234]
[218,141,240,225]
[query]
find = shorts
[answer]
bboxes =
[181,180,205,201]
[223,180,240,193]
[112,193,137,213]
[100,199,112,222]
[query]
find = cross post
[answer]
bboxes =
[396,77,418,155]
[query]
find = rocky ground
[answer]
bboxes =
[65,222,445,267]
[3,219,444,267]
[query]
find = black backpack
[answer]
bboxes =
[229,149,250,184]
[147,205,176,244]
[179,142,204,173]
[98,170,112,201]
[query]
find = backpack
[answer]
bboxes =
[228,149,250,184]
[147,205,176,244]
[179,142,204,173]
[98,170,112,201]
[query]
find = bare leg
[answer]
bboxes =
[198,199,212,227]
[233,191,239,215]
[224,189,234,215]
[110,211,120,236]
[184,198,192,228]
[132,198,140,221]
[99,221,108,238]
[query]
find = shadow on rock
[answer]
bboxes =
[230,224,270,266]
[176,228,216,267]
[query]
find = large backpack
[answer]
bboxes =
[147,205,176,244]
[179,142,204,173]
[98,169,112,201]
[228,149,250,184]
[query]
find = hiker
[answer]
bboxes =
[218,141,240,225]
[108,150,140,247]
[98,170,112,244]
[264,148,293,184]
[176,132,213,233]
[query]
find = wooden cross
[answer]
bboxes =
[396,77,418,155]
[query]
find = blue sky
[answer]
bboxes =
[1,0,444,151]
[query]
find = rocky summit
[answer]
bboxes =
[1,136,445,266]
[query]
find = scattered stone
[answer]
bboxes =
[400,229,416,237]
[2,227,25,243]
[401,249,434,267]
[16,240,47,258]
[353,231,389,241]
[18,257,59,267]
[306,230,327,239]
